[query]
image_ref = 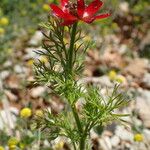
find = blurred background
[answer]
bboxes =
[0,0,150,149]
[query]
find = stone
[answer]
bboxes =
[136,89,150,128]
[99,136,112,150]
[24,47,39,60]
[115,126,133,142]
[119,2,129,13]
[143,129,150,144]
[14,65,27,74]
[124,58,148,78]
[0,105,18,130]
[0,70,10,80]
[4,90,18,102]
[30,86,46,98]
[142,73,150,88]
[110,135,120,147]
[79,76,113,88]
[28,31,43,46]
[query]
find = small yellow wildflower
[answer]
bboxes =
[20,107,32,118]
[108,70,117,81]
[54,141,64,150]
[27,59,34,66]
[0,27,5,35]
[8,137,18,150]
[134,133,143,142]
[8,137,18,146]
[116,75,126,83]
[9,145,16,150]
[42,4,50,11]
[35,109,44,117]
[0,17,9,25]
[0,146,4,150]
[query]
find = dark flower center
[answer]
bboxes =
[65,2,78,17]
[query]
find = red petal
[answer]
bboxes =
[83,0,103,18]
[61,20,77,26]
[77,0,85,16]
[50,4,77,20]
[61,0,68,12]
[50,4,65,18]
[95,13,111,20]
[81,17,95,23]
[82,13,110,23]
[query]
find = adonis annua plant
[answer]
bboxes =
[34,0,129,149]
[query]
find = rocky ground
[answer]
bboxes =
[0,1,150,150]
[0,27,150,149]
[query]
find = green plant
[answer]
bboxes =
[34,12,129,150]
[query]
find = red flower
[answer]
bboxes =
[50,0,110,26]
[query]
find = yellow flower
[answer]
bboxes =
[108,70,117,81]
[134,133,143,142]
[116,75,126,83]
[0,17,9,25]
[35,109,44,117]
[27,59,34,66]
[0,146,4,150]
[8,137,18,146]
[20,107,32,118]
[54,141,64,150]
[9,145,16,150]
[8,137,19,150]
[0,27,5,35]
[42,4,50,11]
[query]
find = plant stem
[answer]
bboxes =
[67,22,86,150]
[80,136,86,150]
[73,142,77,150]
[72,105,83,133]
[68,22,77,75]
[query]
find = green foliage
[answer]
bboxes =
[33,14,130,149]
[0,131,9,145]
[83,85,129,127]
[34,17,89,95]
[0,0,51,67]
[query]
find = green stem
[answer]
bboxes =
[80,136,86,150]
[79,123,90,150]
[73,142,77,150]
[72,105,86,150]
[67,22,86,150]
[72,105,83,134]
[68,22,78,75]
